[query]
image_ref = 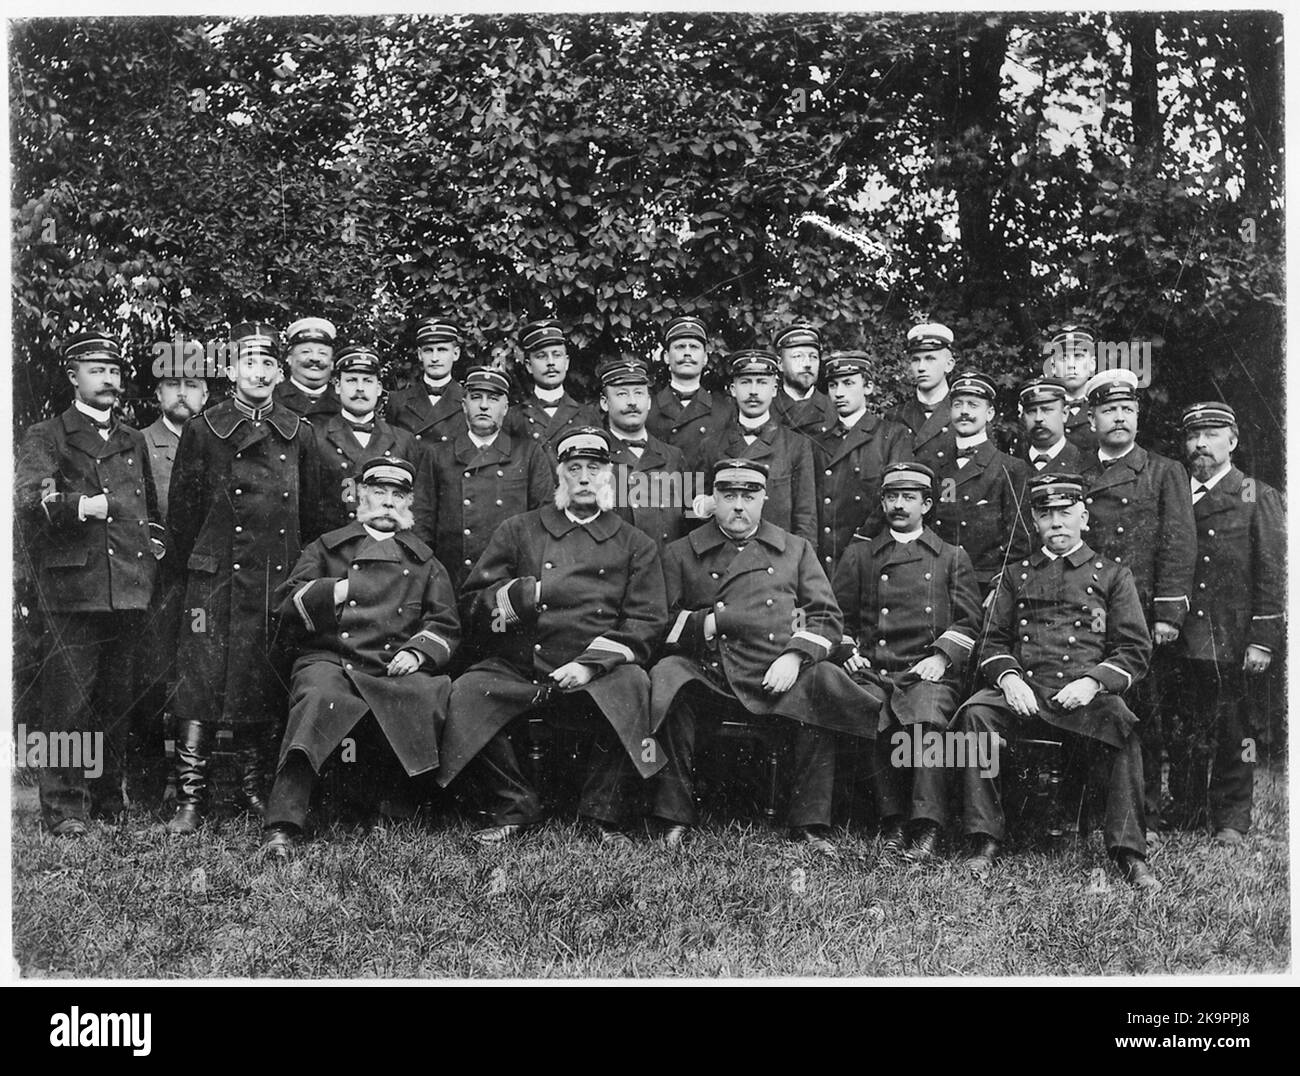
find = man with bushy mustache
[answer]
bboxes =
[257,457,460,860]
[436,428,672,845]
[274,316,341,418]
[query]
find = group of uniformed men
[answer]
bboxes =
[16,311,1285,894]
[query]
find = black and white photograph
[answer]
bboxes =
[4,2,1292,1003]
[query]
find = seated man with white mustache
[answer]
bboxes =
[437,427,675,845]
[258,457,460,860]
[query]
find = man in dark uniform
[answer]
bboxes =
[952,473,1158,889]
[885,322,954,472]
[1044,325,1099,452]
[274,316,341,418]
[436,428,671,844]
[929,370,1032,596]
[597,356,691,550]
[164,321,324,834]
[651,459,884,856]
[15,331,166,835]
[1078,368,1195,834]
[690,350,818,545]
[257,457,460,859]
[506,318,599,454]
[1168,402,1286,843]
[1016,375,1084,474]
[315,343,420,533]
[813,351,911,573]
[646,315,733,460]
[771,322,836,439]
[832,463,982,861]
[385,316,468,448]
[412,366,555,591]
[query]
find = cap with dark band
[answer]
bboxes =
[360,456,415,491]
[773,323,821,351]
[949,369,996,401]
[63,330,122,366]
[1182,401,1237,432]
[556,426,611,464]
[597,357,650,387]
[663,315,708,345]
[463,366,511,395]
[1083,368,1139,406]
[880,461,936,494]
[518,318,565,353]
[1027,472,1086,508]
[1019,375,1068,407]
[230,321,279,359]
[727,349,779,378]
[285,317,337,348]
[416,318,463,346]
[334,343,381,377]
[906,322,954,353]
[712,458,769,492]
[823,350,872,380]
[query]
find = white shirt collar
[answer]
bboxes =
[534,385,565,404]
[75,400,112,424]
[917,385,948,408]
[612,430,648,444]
[1193,462,1233,492]
[1032,437,1067,461]
[161,416,184,438]
[564,508,600,525]
[1097,443,1136,463]
[738,411,770,432]
[362,524,395,542]
[1041,540,1084,561]
[782,383,815,402]
[343,410,375,426]
[669,378,702,395]
[955,432,989,450]
[838,406,868,429]
[289,378,327,397]
[890,527,923,544]
[468,429,500,449]
[424,375,452,393]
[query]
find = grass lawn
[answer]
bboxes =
[11,764,1289,979]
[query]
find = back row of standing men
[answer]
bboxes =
[17,313,1283,879]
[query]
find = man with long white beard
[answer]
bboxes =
[436,428,673,845]
[257,457,460,860]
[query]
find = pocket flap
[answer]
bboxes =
[187,552,220,573]
[44,546,90,569]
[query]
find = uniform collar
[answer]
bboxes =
[738,411,770,432]
[1192,461,1232,492]
[74,399,113,424]
[289,378,328,397]
[533,385,565,405]
[540,503,620,541]
[1031,541,1094,568]
[690,518,787,555]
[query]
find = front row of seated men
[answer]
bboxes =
[257,428,1160,890]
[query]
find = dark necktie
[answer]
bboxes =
[674,391,697,406]
[87,416,113,431]
[1101,457,1121,470]
[1192,484,1210,504]
[1031,453,1050,471]
[347,421,375,435]
[955,446,978,460]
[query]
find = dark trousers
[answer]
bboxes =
[956,703,1146,856]
[469,697,688,827]
[266,714,413,831]
[1135,645,1174,827]
[1164,659,1257,833]
[872,720,948,827]
[35,611,143,828]
[652,688,838,829]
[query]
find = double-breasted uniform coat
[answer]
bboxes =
[272,523,460,777]
[930,441,1032,591]
[607,432,691,550]
[412,430,556,591]
[812,414,912,573]
[167,399,324,729]
[385,379,468,448]
[772,388,838,440]
[1167,466,1287,832]
[690,419,818,544]
[437,505,669,792]
[313,412,420,533]
[16,405,164,825]
[646,385,734,462]
[954,543,1153,854]
[885,393,953,472]
[832,527,982,824]
[274,380,341,419]
[1019,437,1085,475]
[506,391,601,456]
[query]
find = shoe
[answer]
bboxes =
[1212,827,1245,846]
[791,826,839,859]
[470,824,527,845]
[593,822,633,847]
[165,719,212,835]
[1144,829,1161,845]
[661,824,691,850]
[166,805,203,836]
[903,820,942,864]
[49,818,88,839]
[878,817,906,856]
[256,827,297,863]
[235,730,269,818]
[1117,851,1162,891]
[964,836,1001,878]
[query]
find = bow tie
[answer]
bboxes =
[615,436,647,447]
[673,391,697,406]
[1101,456,1122,470]
[346,421,375,435]
[955,446,980,460]
[86,416,114,431]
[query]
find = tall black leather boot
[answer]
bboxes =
[234,727,270,818]
[165,719,212,835]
